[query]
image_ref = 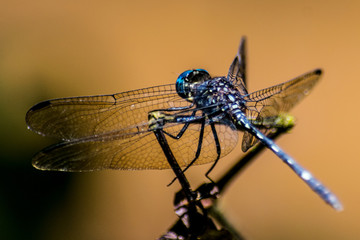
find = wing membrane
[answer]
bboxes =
[242,69,321,151]
[26,84,190,140]
[28,83,239,171]
[33,118,238,171]
[228,37,248,95]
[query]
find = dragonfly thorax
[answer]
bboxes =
[176,69,211,101]
[194,77,246,114]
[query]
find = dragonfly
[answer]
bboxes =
[26,37,342,210]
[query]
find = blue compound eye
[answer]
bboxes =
[176,69,210,99]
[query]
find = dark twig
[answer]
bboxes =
[159,127,291,240]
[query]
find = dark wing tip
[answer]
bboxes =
[314,69,322,75]
[25,100,51,123]
[25,100,53,134]
[29,100,51,112]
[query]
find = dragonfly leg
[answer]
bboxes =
[205,121,221,181]
[162,111,197,139]
[167,113,206,186]
[178,113,206,172]
[154,129,197,204]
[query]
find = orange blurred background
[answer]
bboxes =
[1,1,359,239]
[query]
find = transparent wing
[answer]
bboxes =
[27,84,239,171]
[227,37,248,95]
[26,84,189,140]
[32,118,238,171]
[241,127,277,152]
[242,69,322,151]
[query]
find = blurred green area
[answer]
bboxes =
[0,71,71,239]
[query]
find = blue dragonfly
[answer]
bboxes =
[26,37,342,210]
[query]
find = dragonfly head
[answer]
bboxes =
[176,69,211,101]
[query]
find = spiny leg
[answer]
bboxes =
[156,110,223,185]
[167,113,206,186]
[154,129,197,205]
[179,112,206,172]
[205,121,221,182]
[163,111,197,140]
